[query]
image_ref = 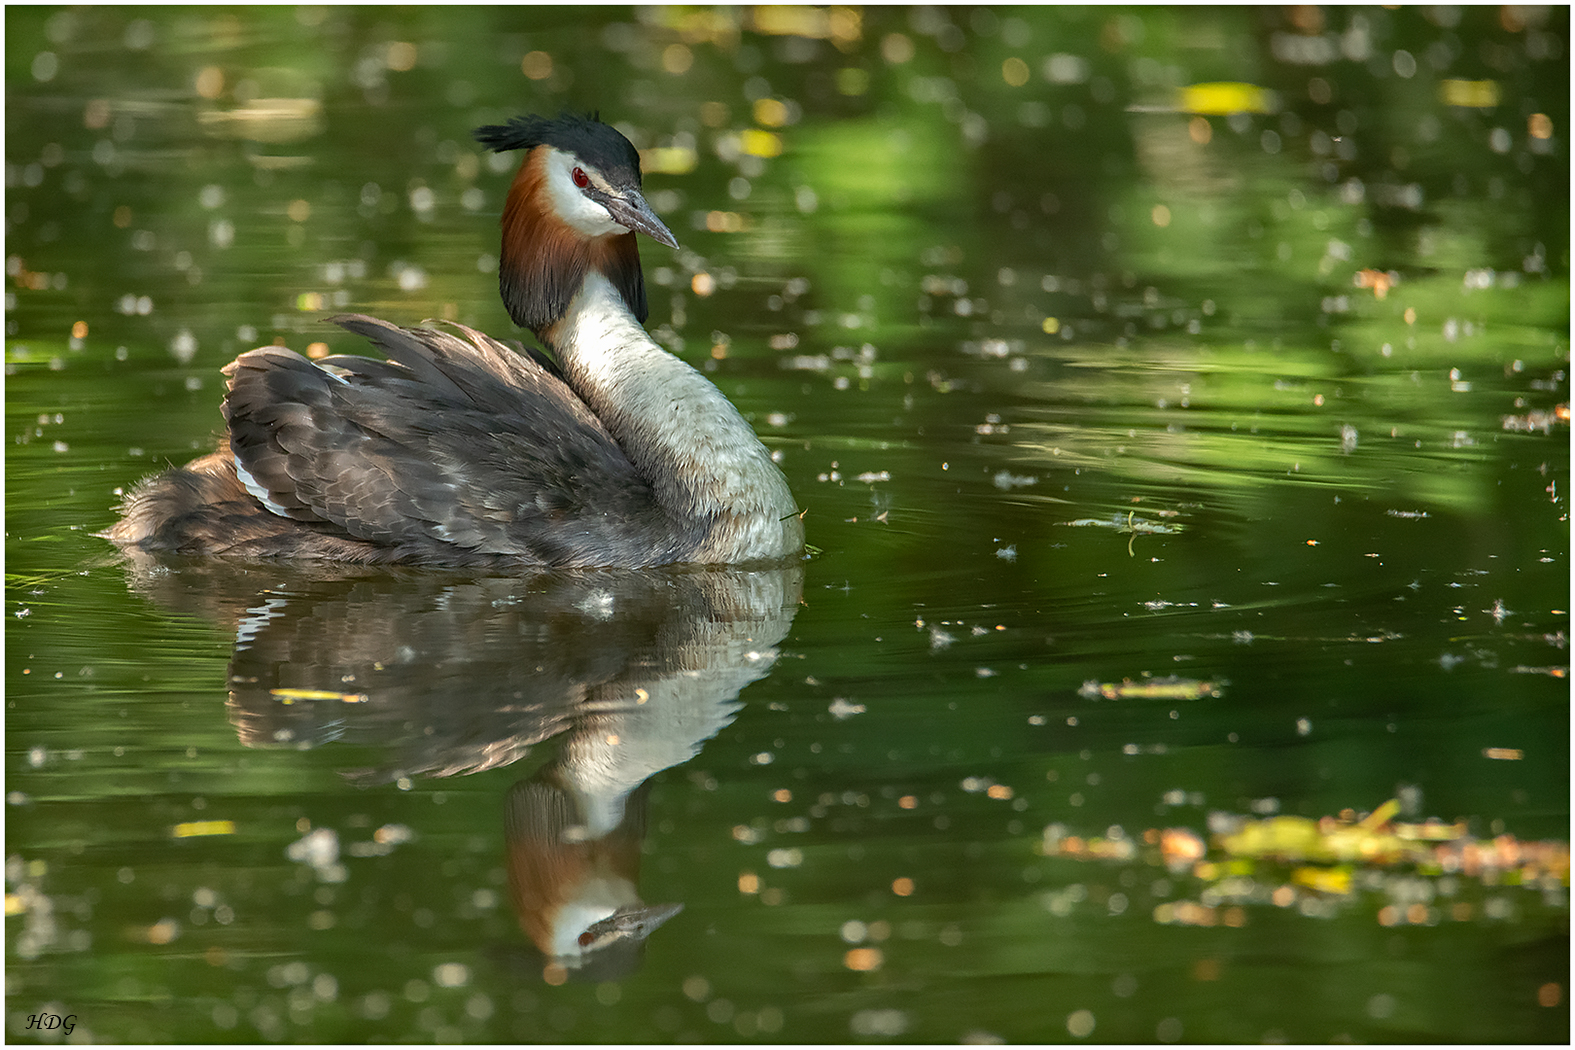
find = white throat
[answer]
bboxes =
[551,274,802,561]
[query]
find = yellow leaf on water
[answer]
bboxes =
[1291,866,1352,895]
[1177,82,1276,115]
[739,129,783,158]
[1439,79,1500,108]
[269,688,368,703]
[172,820,236,838]
[1097,678,1222,701]
[1222,816,1321,858]
[1357,799,1400,831]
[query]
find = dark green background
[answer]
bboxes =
[7,6,1568,1043]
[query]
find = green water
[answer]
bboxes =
[6,6,1568,1044]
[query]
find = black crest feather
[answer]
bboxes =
[473,112,655,332]
[473,112,642,189]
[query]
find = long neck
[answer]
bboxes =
[546,274,801,555]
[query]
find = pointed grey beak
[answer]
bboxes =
[609,191,680,250]
[576,901,683,952]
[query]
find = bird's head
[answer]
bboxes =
[474,113,678,337]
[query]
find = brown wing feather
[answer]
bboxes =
[218,316,701,565]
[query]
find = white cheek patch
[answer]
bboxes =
[542,148,625,237]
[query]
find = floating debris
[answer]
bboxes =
[1078,677,1224,701]
[1353,269,1398,299]
[270,687,369,704]
[287,827,346,883]
[348,823,414,858]
[127,918,181,945]
[1160,828,1207,869]
[288,827,338,867]
[1043,823,1138,861]
[827,697,866,720]
[844,947,883,972]
[197,96,323,143]
[1043,799,1569,929]
[1439,78,1501,108]
[1501,406,1568,433]
[1061,514,1183,535]
[1508,666,1567,678]
[171,820,235,838]
[992,470,1038,490]
[1130,81,1279,115]
[960,776,1017,801]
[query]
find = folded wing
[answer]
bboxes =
[223,315,692,565]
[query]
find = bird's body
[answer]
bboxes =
[105,114,803,568]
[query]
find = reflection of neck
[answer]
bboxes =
[559,702,703,837]
[556,746,637,840]
[546,273,804,562]
[558,655,770,836]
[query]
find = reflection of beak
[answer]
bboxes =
[576,901,684,953]
[608,191,680,250]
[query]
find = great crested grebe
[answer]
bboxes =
[105,113,804,568]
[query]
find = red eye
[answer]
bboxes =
[572,166,589,189]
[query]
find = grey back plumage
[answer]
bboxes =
[220,315,704,566]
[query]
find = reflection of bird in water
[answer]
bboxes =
[505,778,683,983]
[504,618,771,980]
[105,113,802,568]
[116,556,798,981]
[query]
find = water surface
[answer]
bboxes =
[6,6,1569,1044]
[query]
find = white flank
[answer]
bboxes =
[555,274,802,561]
[234,455,292,518]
